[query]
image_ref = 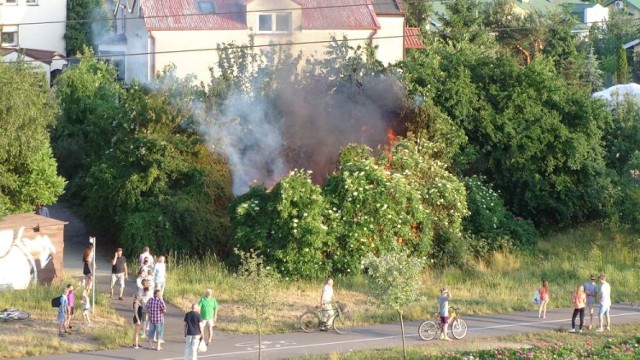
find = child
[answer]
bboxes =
[132,294,143,349]
[569,284,586,333]
[538,279,550,319]
[438,288,452,341]
[65,284,75,332]
[81,287,91,326]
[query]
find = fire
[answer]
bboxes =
[385,128,397,169]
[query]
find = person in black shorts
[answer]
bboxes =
[132,293,143,349]
[82,244,94,289]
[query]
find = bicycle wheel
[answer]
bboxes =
[333,313,354,334]
[14,311,30,320]
[451,318,468,339]
[299,311,320,333]
[418,321,439,340]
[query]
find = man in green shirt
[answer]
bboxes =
[198,288,218,346]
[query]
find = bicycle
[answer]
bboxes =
[418,307,467,340]
[299,301,354,334]
[0,308,30,321]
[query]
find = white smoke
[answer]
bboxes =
[199,92,287,195]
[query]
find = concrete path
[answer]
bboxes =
[28,204,640,359]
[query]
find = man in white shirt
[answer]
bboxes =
[154,256,166,293]
[597,274,611,332]
[138,247,154,268]
[319,277,334,330]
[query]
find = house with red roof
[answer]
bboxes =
[101,0,416,83]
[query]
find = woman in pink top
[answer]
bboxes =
[569,284,586,333]
[538,279,550,318]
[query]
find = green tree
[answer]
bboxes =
[236,250,279,360]
[0,63,66,216]
[362,248,426,360]
[65,0,105,56]
[616,46,630,84]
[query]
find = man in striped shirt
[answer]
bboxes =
[146,289,166,351]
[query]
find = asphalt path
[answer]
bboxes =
[26,205,640,359]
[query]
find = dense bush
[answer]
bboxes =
[463,176,538,256]
[0,63,66,216]
[53,57,232,255]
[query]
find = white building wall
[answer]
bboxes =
[0,0,66,55]
[584,4,609,25]
[373,16,404,65]
[148,29,373,83]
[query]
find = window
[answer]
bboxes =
[1,32,17,46]
[4,0,17,4]
[257,12,291,33]
[197,0,215,13]
[26,0,39,5]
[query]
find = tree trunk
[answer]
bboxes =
[399,311,407,360]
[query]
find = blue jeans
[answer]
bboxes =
[149,322,164,341]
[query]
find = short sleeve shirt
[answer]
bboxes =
[600,282,611,306]
[58,295,68,316]
[184,311,202,336]
[198,297,218,320]
[321,285,333,303]
[438,295,449,317]
[584,281,598,299]
[154,263,166,283]
[112,256,127,274]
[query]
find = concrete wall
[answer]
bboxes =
[373,16,404,65]
[0,0,66,54]
[0,213,66,290]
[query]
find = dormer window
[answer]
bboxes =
[258,12,292,33]
[197,0,215,13]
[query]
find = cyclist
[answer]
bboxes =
[319,277,334,330]
[438,288,452,341]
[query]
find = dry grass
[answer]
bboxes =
[0,278,132,358]
[165,225,640,334]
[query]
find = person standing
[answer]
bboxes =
[597,274,612,332]
[110,248,128,300]
[538,279,550,319]
[139,247,154,267]
[65,284,75,331]
[569,284,586,333]
[57,288,69,337]
[438,288,453,341]
[319,277,335,330]
[146,289,166,351]
[81,287,91,327]
[82,243,94,290]
[154,256,167,293]
[35,204,50,217]
[132,294,143,349]
[184,303,203,360]
[583,275,598,330]
[198,289,219,346]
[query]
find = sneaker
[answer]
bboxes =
[578,329,583,333]
[58,333,66,338]
[606,327,611,331]
[443,336,453,342]
[119,297,124,300]
[596,328,604,332]
[568,328,576,333]
[133,345,139,349]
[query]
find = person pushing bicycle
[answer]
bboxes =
[438,288,453,341]
[319,277,335,330]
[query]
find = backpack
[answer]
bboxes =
[51,296,62,308]
[532,289,541,305]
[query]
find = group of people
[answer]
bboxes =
[56,283,91,337]
[536,274,612,333]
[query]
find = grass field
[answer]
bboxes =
[0,279,132,358]
[301,322,640,359]
[164,225,640,334]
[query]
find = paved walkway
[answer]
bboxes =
[27,204,640,359]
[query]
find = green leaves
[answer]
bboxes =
[0,63,66,216]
